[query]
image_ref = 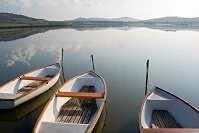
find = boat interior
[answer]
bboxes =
[141,88,199,129]
[0,64,60,99]
[36,72,105,133]
[16,74,54,94]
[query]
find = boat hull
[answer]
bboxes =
[139,87,199,133]
[0,63,61,109]
[33,71,107,133]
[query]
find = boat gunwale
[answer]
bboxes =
[0,63,61,101]
[139,86,199,133]
[87,70,107,133]
[139,86,155,131]
[32,70,107,133]
[155,87,199,114]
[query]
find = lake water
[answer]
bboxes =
[0,27,199,133]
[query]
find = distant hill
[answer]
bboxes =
[0,13,46,23]
[0,13,72,28]
[144,16,199,23]
[1,13,199,29]
[73,17,139,22]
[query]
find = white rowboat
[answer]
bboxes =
[33,70,107,133]
[0,63,61,109]
[140,86,199,133]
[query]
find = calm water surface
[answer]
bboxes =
[0,27,199,133]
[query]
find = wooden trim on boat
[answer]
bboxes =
[20,76,51,81]
[142,128,199,133]
[56,92,104,98]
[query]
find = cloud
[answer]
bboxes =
[19,0,31,7]
[3,0,16,4]
[6,44,36,67]
[6,42,82,67]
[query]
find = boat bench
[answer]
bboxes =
[16,75,54,94]
[151,110,182,128]
[56,86,97,124]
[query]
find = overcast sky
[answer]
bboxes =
[0,0,199,20]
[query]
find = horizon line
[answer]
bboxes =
[1,12,199,21]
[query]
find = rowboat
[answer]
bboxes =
[139,86,199,133]
[33,70,107,133]
[0,63,61,109]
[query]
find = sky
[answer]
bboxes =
[0,0,199,20]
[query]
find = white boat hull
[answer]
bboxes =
[140,87,199,133]
[0,63,61,109]
[33,71,107,133]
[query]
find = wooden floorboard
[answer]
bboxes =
[77,98,90,124]
[72,99,87,123]
[79,98,93,124]
[151,110,182,128]
[83,101,97,124]
[61,99,80,123]
[56,86,97,124]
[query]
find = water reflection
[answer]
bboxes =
[1,26,199,42]
[0,28,59,42]
[5,40,82,67]
[0,28,199,132]
[6,45,36,67]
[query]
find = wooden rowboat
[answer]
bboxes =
[0,63,61,109]
[33,70,107,133]
[139,86,199,133]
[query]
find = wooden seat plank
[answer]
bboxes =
[20,76,51,81]
[56,92,104,99]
